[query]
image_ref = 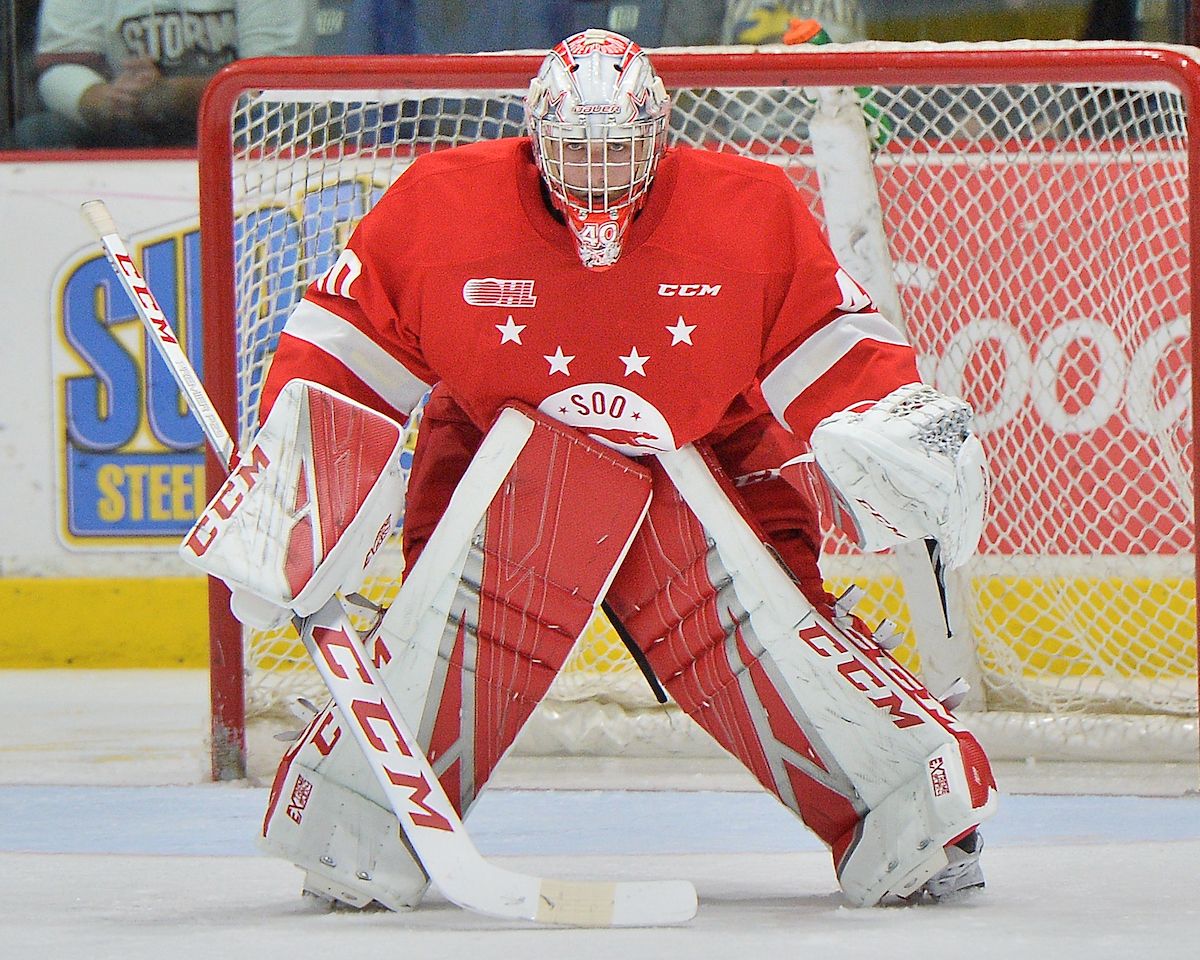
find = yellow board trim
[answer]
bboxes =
[0,577,208,668]
[2,574,1193,682]
[826,575,1196,681]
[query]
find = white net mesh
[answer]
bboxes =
[203,44,1199,771]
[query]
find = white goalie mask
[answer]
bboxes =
[526,29,671,270]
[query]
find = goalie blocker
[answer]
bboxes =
[261,402,996,910]
[179,378,410,617]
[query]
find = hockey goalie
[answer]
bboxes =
[190,28,997,915]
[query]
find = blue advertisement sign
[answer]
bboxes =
[56,225,207,546]
[53,173,398,549]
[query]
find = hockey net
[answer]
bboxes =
[198,42,1200,780]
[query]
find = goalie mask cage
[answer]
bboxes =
[199,42,1200,782]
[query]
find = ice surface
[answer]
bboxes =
[2,670,1197,959]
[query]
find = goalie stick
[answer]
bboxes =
[81,199,697,927]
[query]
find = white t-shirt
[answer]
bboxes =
[37,0,317,121]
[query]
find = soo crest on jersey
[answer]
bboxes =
[539,383,677,455]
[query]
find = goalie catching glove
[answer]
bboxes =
[790,383,987,569]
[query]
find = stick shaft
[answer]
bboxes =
[80,199,236,469]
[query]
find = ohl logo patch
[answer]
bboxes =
[462,278,537,308]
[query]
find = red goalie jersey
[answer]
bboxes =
[261,137,921,598]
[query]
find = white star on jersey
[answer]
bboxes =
[619,347,649,377]
[545,346,574,375]
[496,315,525,344]
[667,316,695,345]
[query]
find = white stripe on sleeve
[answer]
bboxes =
[283,299,431,414]
[760,311,909,426]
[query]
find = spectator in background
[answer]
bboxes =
[311,0,360,55]
[571,0,726,47]
[339,0,572,54]
[15,1,317,149]
[1082,0,1139,40]
[722,0,866,44]
[1,0,44,148]
[333,1,729,55]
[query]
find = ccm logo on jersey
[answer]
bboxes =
[463,278,538,307]
[658,283,721,297]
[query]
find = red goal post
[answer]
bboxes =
[198,42,1200,782]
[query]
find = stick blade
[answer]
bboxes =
[524,877,697,927]
[606,879,698,927]
[440,864,697,927]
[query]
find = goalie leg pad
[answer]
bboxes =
[608,455,866,852]
[262,405,653,906]
[381,403,653,809]
[837,739,989,905]
[607,446,996,906]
